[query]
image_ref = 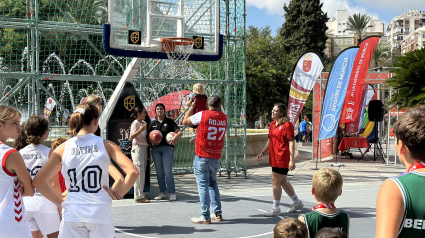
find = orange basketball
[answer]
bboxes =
[149,130,163,144]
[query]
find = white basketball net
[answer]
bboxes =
[162,38,194,78]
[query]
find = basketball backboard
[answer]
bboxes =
[104,0,222,61]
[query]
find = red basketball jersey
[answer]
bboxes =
[195,110,227,159]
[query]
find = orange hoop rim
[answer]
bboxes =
[161,37,195,45]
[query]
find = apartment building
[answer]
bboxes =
[325,10,384,57]
[386,9,425,53]
[401,27,425,54]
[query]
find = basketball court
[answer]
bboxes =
[110,145,405,238]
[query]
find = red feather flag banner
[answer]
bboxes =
[340,36,381,124]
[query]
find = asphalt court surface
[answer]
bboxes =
[111,146,406,238]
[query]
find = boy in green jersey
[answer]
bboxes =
[298,168,349,238]
[376,107,425,238]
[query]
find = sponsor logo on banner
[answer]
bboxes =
[303,54,313,72]
[124,95,135,111]
[321,114,337,132]
[118,128,131,150]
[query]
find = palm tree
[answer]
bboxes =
[385,48,425,109]
[347,13,371,44]
[371,42,390,68]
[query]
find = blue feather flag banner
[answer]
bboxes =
[318,47,359,140]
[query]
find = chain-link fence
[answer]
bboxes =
[0,0,246,177]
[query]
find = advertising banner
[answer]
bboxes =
[107,82,151,193]
[313,83,332,159]
[358,85,375,132]
[340,36,381,124]
[43,97,56,119]
[288,52,324,126]
[318,47,359,140]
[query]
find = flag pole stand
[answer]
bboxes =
[310,141,320,170]
[331,152,346,167]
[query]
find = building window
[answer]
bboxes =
[338,23,341,25]
[338,31,341,33]
[343,23,345,25]
[405,28,409,32]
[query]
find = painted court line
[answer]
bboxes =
[115,227,156,238]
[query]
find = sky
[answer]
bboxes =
[246,0,424,35]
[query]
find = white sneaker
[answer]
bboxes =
[154,193,167,200]
[169,193,176,201]
[287,201,304,213]
[263,208,281,217]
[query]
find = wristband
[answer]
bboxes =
[114,190,123,200]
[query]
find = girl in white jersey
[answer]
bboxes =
[0,105,35,238]
[33,102,139,238]
[20,116,61,238]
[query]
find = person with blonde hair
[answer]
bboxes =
[185,83,208,143]
[0,105,34,237]
[85,94,104,136]
[33,102,139,238]
[299,168,349,238]
[257,103,303,217]
[273,217,308,238]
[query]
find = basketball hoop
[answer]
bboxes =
[161,37,194,78]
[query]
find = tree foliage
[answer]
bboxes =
[385,48,425,109]
[347,13,371,42]
[246,26,295,128]
[280,0,329,58]
[370,41,390,69]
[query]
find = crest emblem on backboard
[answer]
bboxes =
[302,54,313,72]
[193,36,204,49]
[124,95,135,111]
[128,30,142,45]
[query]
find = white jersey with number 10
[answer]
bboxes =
[61,134,113,224]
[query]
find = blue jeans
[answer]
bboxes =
[194,156,221,220]
[151,145,175,194]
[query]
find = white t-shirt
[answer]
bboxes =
[130,120,148,146]
[21,144,58,213]
[190,112,203,126]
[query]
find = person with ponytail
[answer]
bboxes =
[85,95,104,137]
[19,116,61,238]
[257,103,303,217]
[13,122,28,151]
[0,105,34,237]
[130,106,149,203]
[33,102,139,238]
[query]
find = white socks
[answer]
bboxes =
[273,200,280,210]
[290,194,301,204]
